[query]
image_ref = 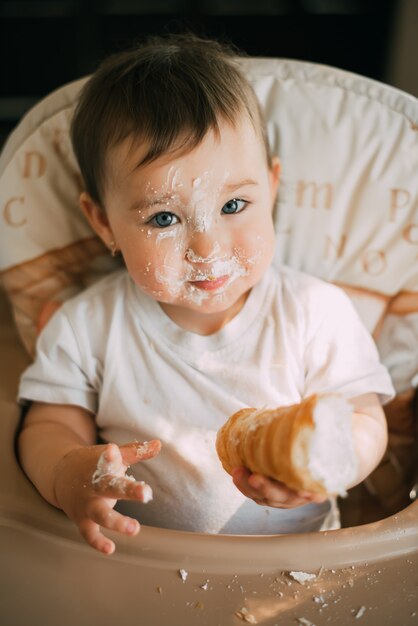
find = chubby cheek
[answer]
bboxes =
[235,221,276,277]
[122,238,184,297]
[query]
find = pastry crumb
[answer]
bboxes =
[354,606,366,619]
[235,607,258,623]
[289,571,317,584]
[178,568,188,582]
[313,594,325,604]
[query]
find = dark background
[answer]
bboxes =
[0,0,416,142]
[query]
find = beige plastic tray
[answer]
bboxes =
[1,290,417,626]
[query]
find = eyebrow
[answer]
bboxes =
[128,194,178,212]
[223,179,259,192]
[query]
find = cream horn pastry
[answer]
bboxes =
[216,394,358,496]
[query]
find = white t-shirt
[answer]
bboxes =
[19,265,394,534]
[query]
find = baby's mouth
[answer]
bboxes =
[189,272,218,281]
[185,257,247,292]
[188,274,230,291]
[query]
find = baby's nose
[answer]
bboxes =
[185,234,222,263]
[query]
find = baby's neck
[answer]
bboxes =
[159,291,250,336]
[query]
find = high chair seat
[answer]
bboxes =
[0,57,417,626]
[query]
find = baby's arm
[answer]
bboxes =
[347,392,388,486]
[18,401,161,554]
[232,392,387,508]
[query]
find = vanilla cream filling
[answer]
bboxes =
[144,168,256,305]
[307,395,357,496]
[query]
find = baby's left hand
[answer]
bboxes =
[231,467,328,509]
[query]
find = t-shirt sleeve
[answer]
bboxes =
[302,281,395,404]
[18,307,98,413]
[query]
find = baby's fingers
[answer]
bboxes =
[247,473,308,507]
[93,473,153,502]
[78,517,116,555]
[79,506,140,555]
[92,443,154,501]
[232,468,314,508]
[120,440,162,466]
[87,500,140,536]
[232,467,260,500]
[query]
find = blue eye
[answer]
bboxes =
[221,199,247,215]
[150,212,179,228]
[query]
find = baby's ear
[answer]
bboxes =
[79,192,114,247]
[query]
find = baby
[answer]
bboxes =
[18,34,394,555]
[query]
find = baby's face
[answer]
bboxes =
[100,115,279,332]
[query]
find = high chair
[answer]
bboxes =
[0,57,417,626]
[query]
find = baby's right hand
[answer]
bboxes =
[53,440,161,555]
[232,467,328,508]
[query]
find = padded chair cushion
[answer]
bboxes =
[0,55,417,525]
[0,58,417,399]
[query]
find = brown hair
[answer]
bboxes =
[71,34,271,208]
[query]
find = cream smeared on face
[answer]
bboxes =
[185,241,221,263]
[155,249,249,306]
[143,168,255,306]
[156,229,177,243]
[101,115,279,333]
[190,171,212,232]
